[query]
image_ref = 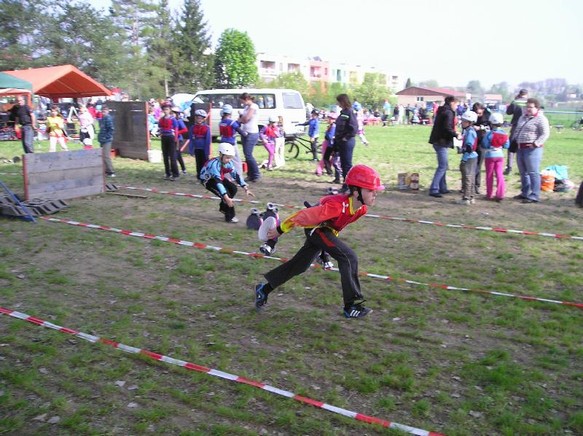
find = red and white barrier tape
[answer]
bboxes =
[118,186,583,242]
[0,306,444,436]
[41,217,583,310]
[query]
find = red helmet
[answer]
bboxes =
[345,165,385,191]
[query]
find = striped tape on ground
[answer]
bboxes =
[118,185,583,242]
[40,216,583,310]
[0,307,444,436]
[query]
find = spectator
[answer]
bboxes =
[481,112,510,202]
[239,92,261,182]
[78,105,95,149]
[334,94,359,193]
[512,98,550,203]
[46,104,68,152]
[12,95,36,153]
[97,106,115,177]
[158,103,180,181]
[456,111,479,205]
[428,96,461,197]
[505,88,528,175]
[471,102,492,195]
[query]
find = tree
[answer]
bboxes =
[109,0,160,99]
[0,0,47,70]
[466,80,484,98]
[353,73,391,110]
[405,77,412,88]
[418,80,439,88]
[214,29,258,88]
[146,0,176,97]
[487,82,511,103]
[171,0,214,93]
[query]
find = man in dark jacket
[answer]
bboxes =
[98,106,115,177]
[505,88,528,174]
[428,96,461,197]
[12,95,36,154]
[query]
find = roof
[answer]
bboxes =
[396,86,466,98]
[1,64,111,98]
[0,72,33,91]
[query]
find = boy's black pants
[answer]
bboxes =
[204,178,238,221]
[264,227,363,307]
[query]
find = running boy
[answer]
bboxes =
[254,164,385,318]
[188,109,211,178]
[481,112,510,202]
[199,143,254,223]
[297,109,320,161]
[457,111,479,205]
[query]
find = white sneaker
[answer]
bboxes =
[456,199,471,205]
[259,243,275,255]
[228,217,239,223]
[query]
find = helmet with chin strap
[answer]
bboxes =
[345,165,385,191]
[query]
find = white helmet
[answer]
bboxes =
[461,110,478,123]
[489,112,504,125]
[220,104,233,116]
[268,115,278,123]
[218,142,235,156]
[194,109,207,118]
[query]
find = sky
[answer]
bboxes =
[93,0,583,90]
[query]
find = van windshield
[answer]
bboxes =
[282,92,304,109]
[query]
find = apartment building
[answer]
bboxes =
[256,52,402,91]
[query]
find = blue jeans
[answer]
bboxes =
[430,144,449,194]
[241,133,260,180]
[21,125,34,153]
[517,146,543,201]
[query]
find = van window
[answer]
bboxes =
[282,92,304,109]
[196,93,239,109]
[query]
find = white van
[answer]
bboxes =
[191,88,307,139]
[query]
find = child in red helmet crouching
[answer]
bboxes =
[254,164,384,318]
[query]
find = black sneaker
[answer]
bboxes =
[343,303,372,318]
[255,283,268,309]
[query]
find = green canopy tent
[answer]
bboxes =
[0,72,33,91]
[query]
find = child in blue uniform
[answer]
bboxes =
[189,109,211,178]
[199,143,254,223]
[457,111,479,205]
[298,109,320,161]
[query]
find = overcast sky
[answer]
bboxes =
[94,0,582,90]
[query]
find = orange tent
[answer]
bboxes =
[2,64,111,99]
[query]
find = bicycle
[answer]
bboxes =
[284,134,320,160]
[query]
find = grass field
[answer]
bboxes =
[1,123,582,435]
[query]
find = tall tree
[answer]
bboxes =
[487,82,511,102]
[214,29,258,88]
[109,0,160,99]
[147,0,176,97]
[466,80,484,98]
[0,0,46,70]
[405,77,412,88]
[353,73,391,110]
[171,0,214,93]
